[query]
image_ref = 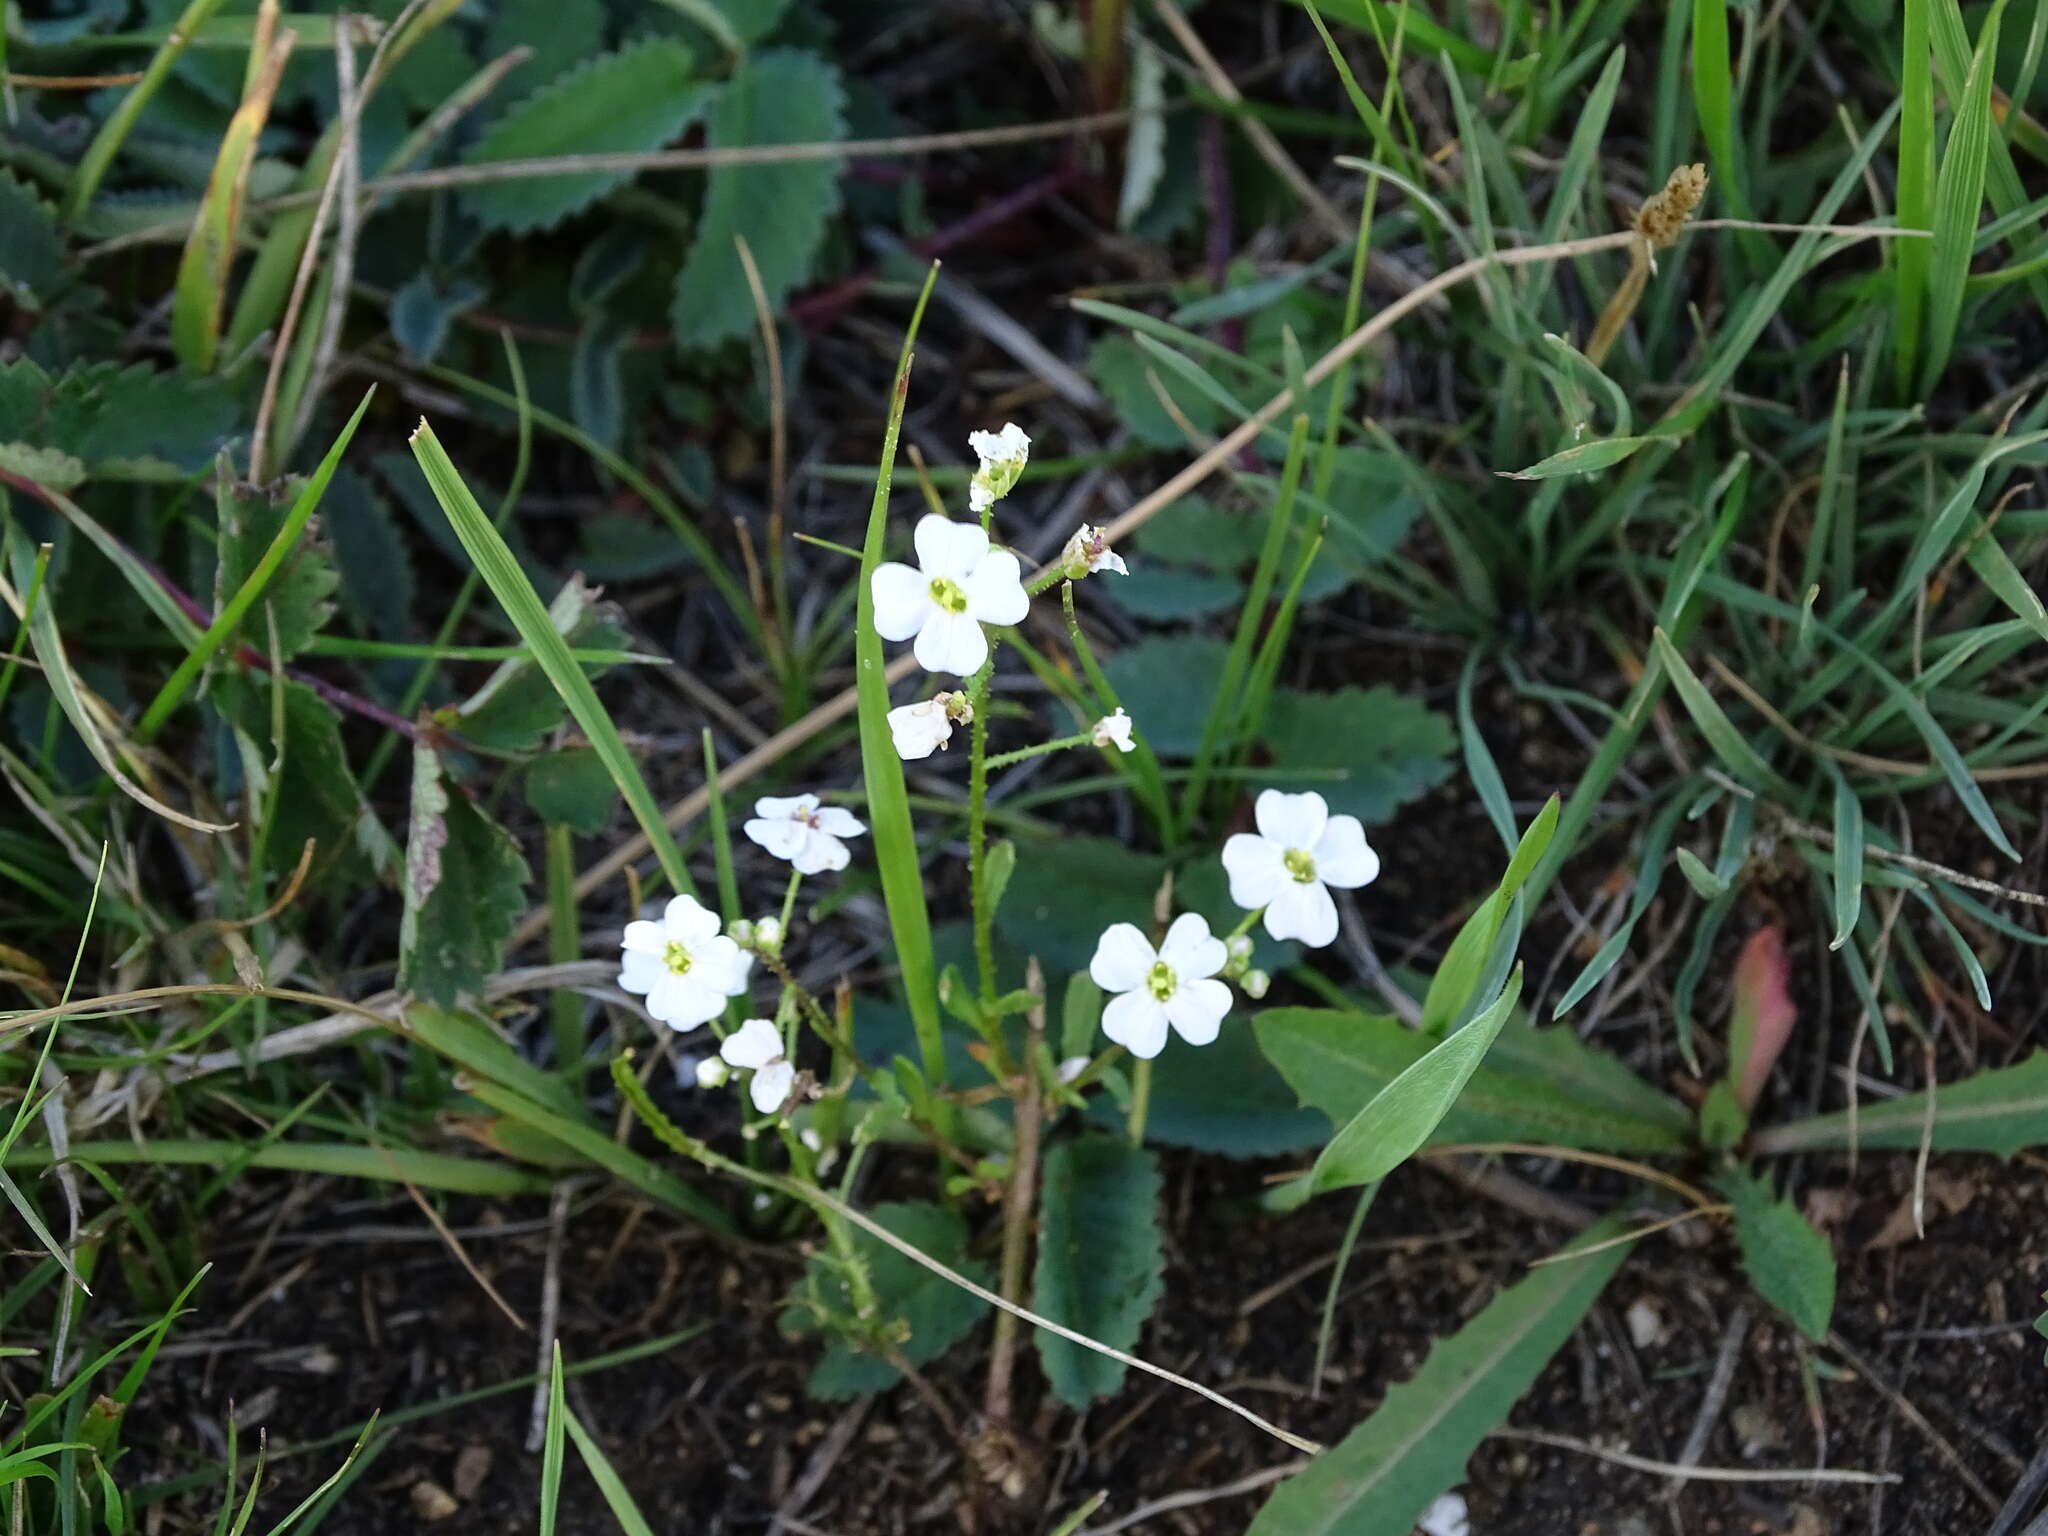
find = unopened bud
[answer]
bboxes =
[1225,934,1254,964]
[694,1057,731,1090]
[726,918,755,947]
[753,915,784,955]
[1241,969,1271,1000]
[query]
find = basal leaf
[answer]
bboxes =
[0,172,64,307]
[996,834,1167,979]
[399,743,530,1005]
[1097,1017,1329,1156]
[480,0,610,108]
[1247,1218,1636,1536]
[671,49,847,350]
[323,466,416,639]
[215,487,339,664]
[1752,1051,2048,1157]
[464,39,709,233]
[1721,1167,1835,1341]
[525,747,616,837]
[1308,970,1524,1195]
[1099,634,1231,758]
[1089,334,1228,448]
[784,1202,989,1399]
[1033,1138,1165,1408]
[1259,686,1457,824]
[389,272,485,364]
[1255,1004,1690,1156]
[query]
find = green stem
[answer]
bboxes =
[969,655,998,1002]
[704,728,740,924]
[778,868,802,933]
[546,824,582,1082]
[982,733,1090,771]
[1127,1057,1153,1146]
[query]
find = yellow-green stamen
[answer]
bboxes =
[1283,848,1318,883]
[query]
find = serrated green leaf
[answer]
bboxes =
[220,677,397,882]
[1033,1138,1165,1408]
[525,748,616,837]
[1720,1168,1835,1341]
[1255,1005,1690,1156]
[1258,686,1457,824]
[1753,1051,2048,1157]
[1307,970,1524,1195]
[464,40,709,233]
[1248,1218,1636,1536]
[399,743,530,1005]
[215,489,339,664]
[1117,44,1168,231]
[0,173,64,307]
[1100,634,1231,758]
[672,48,847,349]
[389,272,485,365]
[41,362,238,475]
[453,575,626,753]
[0,444,87,492]
[480,0,610,107]
[785,1202,989,1399]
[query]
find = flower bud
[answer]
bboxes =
[694,1056,732,1090]
[726,917,755,947]
[968,423,1031,512]
[1225,934,1254,964]
[753,915,784,955]
[1241,969,1271,1000]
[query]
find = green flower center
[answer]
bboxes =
[1146,960,1176,1002]
[1283,847,1318,883]
[662,940,693,975]
[928,576,969,614]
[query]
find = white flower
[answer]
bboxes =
[743,793,865,875]
[1091,708,1135,754]
[1059,523,1128,579]
[618,895,753,1029]
[1087,913,1232,1059]
[888,698,955,760]
[1222,790,1380,949]
[693,1056,731,1090]
[1418,1492,1470,1536]
[1055,1055,1091,1084]
[968,422,1030,511]
[719,1017,797,1114]
[871,515,1030,676]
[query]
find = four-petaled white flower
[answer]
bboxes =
[744,793,866,875]
[888,690,971,760]
[871,515,1030,676]
[1091,708,1135,754]
[618,895,753,1029]
[1222,789,1380,949]
[719,1017,796,1114]
[968,422,1030,512]
[1088,913,1232,1059]
[1059,523,1128,579]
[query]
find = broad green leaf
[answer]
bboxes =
[389,272,485,365]
[0,443,86,492]
[1248,1218,1637,1536]
[213,486,340,664]
[480,0,609,107]
[1721,1168,1835,1341]
[323,466,416,640]
[785,1202,989,1398]
[525,749,616,837]
[1421,797,1556,1035]
[998,835,1166,979]
[1256,1005,1689,1156]
[1752,1051,2048,1157]
[1089,334,1229,447]
[464,40,709,232]
[398,742,529,1005]
[1117,43,1168,231]
[671,49,847,349]
[1033,1138,1165,1408]
[1502,434,1650,480]
[1306,970,1524,1195]
[1095,1021,1329,1156]
[40,361,238,476]
[0,172,64,307]
[1100,634,1231,757]
[1258,686,1457,824]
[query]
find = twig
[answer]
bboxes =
[1828,1330,2002,1514]
[1075,1458,1311,1536]
[1495,1427,1897,1485]
[1663,1303,1750,1500]
[768,1399,869,1536]
[404,1179,528,1333]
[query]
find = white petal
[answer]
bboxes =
[662,895,722,943]
[914,514,988,580]
[720,1017,783,1069]
[962,549,1029,626]
[724,946,755,995]
[687,936,750,997]
[1254,789,1329,851]
[618,950,664,995]
[1313,815,1381,889]
[888,702,950,760]
[1165,978,1231,1045]
[1264,879,1338,948]
[1221,833,1288,910]
[750,1059,797,1115]
[1098,549,1129,576]
[620,919,668,955]
[913,611,988,677]
[752,794,807,820]
[870,562,931,640]
[969,422,1030,465]
[647,972,726,1029]
[790,831,850,875]
[743,816,808,860]
[1089,923,1157,994]
[813,807,866,839]
[1101,991,1171,1059]
[1159,912,1227,980]
[1417,1493,1470,1536]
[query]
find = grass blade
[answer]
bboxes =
[61,0,232,224]
[1826,764,1864,950]
[1895,0,1936,390]
[538,1345,565,1536]
[563,1410,656,1535]
[409,420,694,897]
[1922,0,2005,390]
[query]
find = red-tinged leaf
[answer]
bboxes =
[1731,925,1796,1112]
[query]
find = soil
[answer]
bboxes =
[124,1147,2046,1535]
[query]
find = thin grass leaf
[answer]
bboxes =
[1913,889,1992,1009]
[1827,764,1864,950]
[1895,0,1936,390]
[562,1411,655,1536]
[1922,0,2006,389]
[853,267,945,1082]
[62,0,232,223]
[410,421,694,896]
[11,1140,544,1196]
[1552,796,1686,1017]
[1963,517,2048,644]
[1691,0,1740,212]
[1457,653,1515,852]
[538,1345,566,1536]
[261,1416,381,1536]
[1650,628,1796,797]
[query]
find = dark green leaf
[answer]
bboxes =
[1258,686,1457,824]
[1248,1218,1637,1536]
[480,0,610,107]
[215,488,339,664]
[1720,1168,1835,1341]
[0,172,64,307]
[389,272,485,364]
[525,748,616,836]
[1099,634,1230,758]
[1753,1051,2048,1157]
[1096,1020,1329,1156]
[399,743,530,1005]
[464,40,710,233]
[323,466,416,639]
[1034,1138,1166,1408]
[1089,334,1227,448]
[671,49,847,350]
[996,835,1167,979]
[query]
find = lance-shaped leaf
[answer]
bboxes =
[1721,1167,1835,1341]
[1033,1137,1165,1408]
[1753,1051,2048,1157]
